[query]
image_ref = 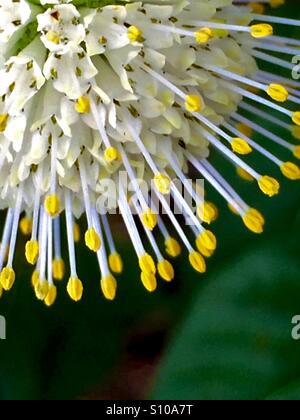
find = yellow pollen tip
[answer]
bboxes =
[44,284,57,307]
[73,223,81,243]
[139,253,156,275]
[75,96,91,114]
[165,237,181,258]
[197,202,218,224]
[101,274,117,301]
[46,30,61,44]
[141,209,158,231]
[291,126,300,141]
[250,3,265,14]
[231,138,253,155]
[236,167,255,182]
[0,114,9,133]
[67,277,83,302]
[128,26,144,43]
[0,267,15,291]
[236,123,253,138]
[153,173,171,195]
[157,260,175,282]
[197,230,217,251]
[189,251,207,274]
[85,228,101,253]
[267,84,289,102]
[292,112,300,127]
[109,253,123,274]
[195,241,214,258]
[294,146,300,159]
[280,162,300,180]
[140,271,157,293]
[258,176,280,197]
[19,217,32,236]
[270,0,285,7]
[31,270,39,289]
[195,27,213,44]
[185,94,203,113]
[35,279,49,301]
[250,24,273,38]
[25,240,39,265]
[52,258,65,281]
[104,147,121,163]
[44,194,61,218]
[242,208,265,234]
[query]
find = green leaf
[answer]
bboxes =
[151,233,300,400]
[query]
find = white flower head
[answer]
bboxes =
[37,3,86,54]
[0,0,31,43]
[0,0,299,304]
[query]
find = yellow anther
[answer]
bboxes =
[139,253,156,275]
[195,241,214,258]
[0,114,8,133]
[52,258,65,281]
[291,126,300,141]
[165,237,181,258]
[35,279,49,301]
[109,253,123,274]
[0,267,15,291]
[67,277,83,302]
[267,84,289,102]
[101,274,117,301]
[189,251,207,274]
[231,138,253,155]
[242,208,265,234]
[153,173,171,194]
[258,176,280,197]
[85,227,101,252]
[236,167,255,182]
[141,208,158,231]
[46,31,61,44]
[19,217,32,236]
[104,147,121,163]
[292,112,300,127]
[157,260,174,282]
[195,27,213,44]
[197,202,218,224]
[31,270,39,289]
[294,146,300,159]
[140,271,157,293]
[44,194,61,217]
[128,26,144,43]
[75,96,91,114]
[25,240,39,265]
[250,3,265,14]
[185,94,203,113]
[236,123,253,138]
[44,284,57,307]
[108,253,123,274]
[196,230,217,251]
[0,284,3,300]
[280,162,300,180]
[270,0,285,7]
[250,24,273,38]
[73,223,81,243]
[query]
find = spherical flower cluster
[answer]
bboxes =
[0,0,299,305]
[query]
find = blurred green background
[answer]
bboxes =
[0,1,300,401]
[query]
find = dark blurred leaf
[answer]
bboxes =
[151,228,300,400]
